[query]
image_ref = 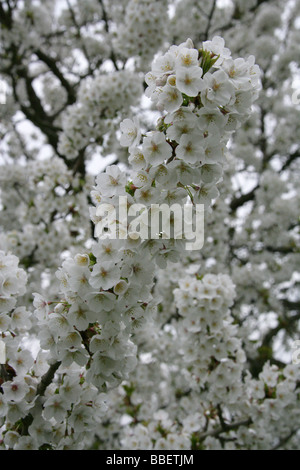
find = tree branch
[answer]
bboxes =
[230,185,258,212]
[280,151,300,172]
[20,361,61,436]
[34,49,76,106]
[198,417,253,442]
[203,0,217,41]
[272,429,298,450]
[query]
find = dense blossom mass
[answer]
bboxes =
[0,0,299,451]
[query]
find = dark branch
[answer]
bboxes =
[20,361,61,436]
[34,49,76,106]
[230,185,258,212]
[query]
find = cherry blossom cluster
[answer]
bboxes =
[0,251,27,316]
[145,35,260,123]
[1,0,300,451]
[35,249,144,392]
[113,0,169,69]
[113,272,242,450]
[0,157,92,276]
[46,37,261,392]
[173,274,247,399]
[94,269,300,450]
[114,357,300,450]
[0,252,110,450]
[58,71,143,161]
[28,38,260,426]
[0,251,34,439]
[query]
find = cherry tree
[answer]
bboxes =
[0,0,299,450]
